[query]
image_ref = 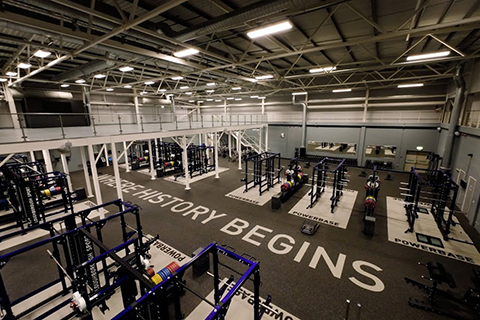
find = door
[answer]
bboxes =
[463,176,476,218]
[455,169,466,207]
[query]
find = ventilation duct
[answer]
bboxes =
[172,0,347,42]
[52,59,115,82]
[10,88,73,99]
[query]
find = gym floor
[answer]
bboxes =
[4,158,480,320]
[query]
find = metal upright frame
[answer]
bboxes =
[243,152,281,196]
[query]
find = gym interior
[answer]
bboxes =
[1,0,480,319]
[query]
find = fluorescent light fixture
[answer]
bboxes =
[416,146,424,151]
[235,98,242,101]
[407,51,450,61]
[33,50,51,58]
[124,85,132,88]
[188,100,195,102]
[106,88,114,92]
[292,92,307,96]
[144,81,155,85]
[332,88,351,93]
[17,63,32,69]
[257,96,266,99]
[206,98,213,101]
[232,87,241,90]
[247,78,258,83]
[226,97,234,100]
[250,95,258,98]
[140,91,147,95]
[159,89,166,92]
[397,83,424,88]
[60,84,70,88]
[185,92,193,95]
[198,101,204,103]
[75,79,86,84]
[0,78,8,82]
[180,86,189,89]
[172,76,183,80]
[6,71,17,76]
[206,89,215,93]
[173,48,199,58]
[309,66,336,73]
[94,74,106,79]
[206,82,216,86]
[255,74,274,80]
[247,21,292,39]
[215,99,222,102]
[119,66,134,72]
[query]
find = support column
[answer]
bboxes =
[87,143,103,211]
[228,132,232,158]
[80,146,93,198]
[181,135,191,190]
[149,139,155,180]
[104,145,109,166]
[238,131,242,171]
[134,89,141,125]
[29,151,35,162]
[123,141,130,172]
[362,88,369,122]
[214,131,219,179]
[4,84,20,129]
[42,149,53,172]
[258,127,262,153]
[265,125,269,152]
[357,127,367,167]
[155,139,159,162]
[60,153,73,192]
[110,142,123,201]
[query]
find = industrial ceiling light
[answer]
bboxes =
[235,98,242,101]
[119,66,134,72]
[188,100,195,102]
[255,74,274,80]
[292,92,307,95]
[0,78,8,82]
[144,81,155,85]
[206,82,216,86]
[60,84,70,88]
[416,146,424,151]
[397,83,424,88]
[250,95,258,98]
[226,97,234,100]
[94,74,106,79]
[33,50,51,58]
[173,48,199,58]
[215,99,222,102]
[159,89,166,92]
[407,51,450,61]
[172,76,183,80]
[140,91,147,95]
[247,78,258,83]
[106,88,114,92]
[232,87,241,90]
[309,66,336,73]
[257,96,266,99]
[206,89,215,93]
[180,86,189,89]
[247,20,292,39]
[206,98,213,101]
[75,79,86,84]
[17,62,32,69]
[332,88,351,93]
[6,71,17,76]
[185,92,193,95]
[124,85,132,88]
[198,100,204,103]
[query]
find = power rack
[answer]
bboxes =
[242,152,282,196]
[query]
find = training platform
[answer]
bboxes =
[225,184,280,206]
[0,200,107,251]
[386,196,480,266]
[288,186,358,229]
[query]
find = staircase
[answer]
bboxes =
[234,131,266,154]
